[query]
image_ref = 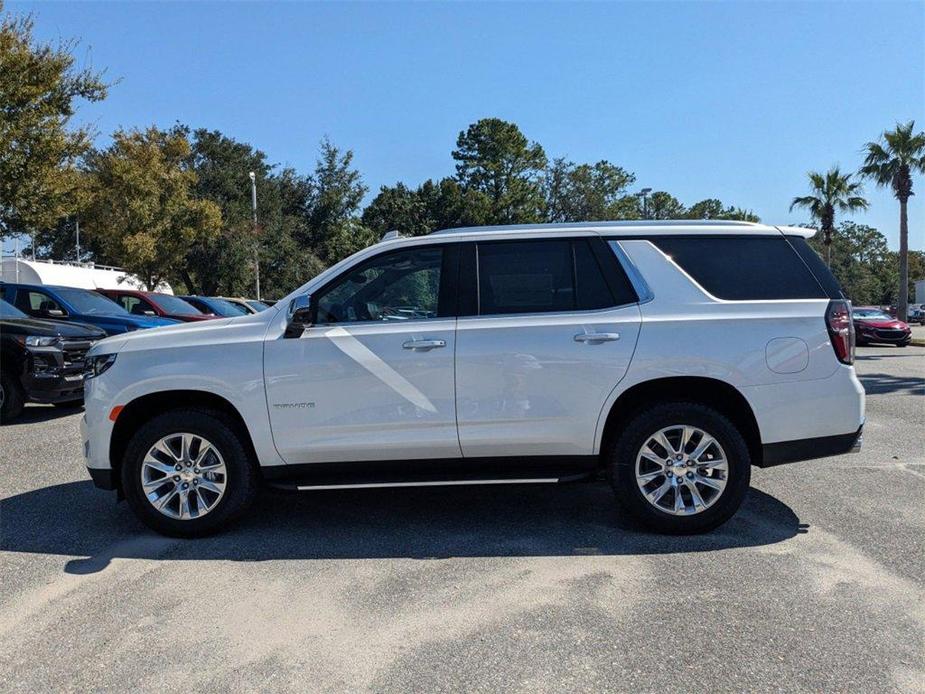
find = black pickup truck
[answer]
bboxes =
[1,299,106,422]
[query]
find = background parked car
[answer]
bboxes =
[0,299,105,421]
[853,307,912,346]
[179,295,252,318]
[96,289,216,322]
[0,282,179,335]
[218,297,271,313]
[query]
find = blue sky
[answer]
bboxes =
[10,0,925,250]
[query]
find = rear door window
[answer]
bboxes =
[650,236,827,300]
[475,238,635,315]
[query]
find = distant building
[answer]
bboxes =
[0,258,173,294]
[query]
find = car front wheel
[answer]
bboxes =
[121,409,259,537]
[608,402,751,534]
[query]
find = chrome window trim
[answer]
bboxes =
[608,240,654,304]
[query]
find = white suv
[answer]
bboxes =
[81,221,864,536]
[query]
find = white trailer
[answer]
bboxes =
[0,258,172,293]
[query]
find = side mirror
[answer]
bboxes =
[143,310,157,316]
[285,294,314,338]
[45,308,65,318]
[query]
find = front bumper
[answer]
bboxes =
[758,425,863,467]
[21,345,87,403]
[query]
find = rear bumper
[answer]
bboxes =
[758,425,863,467]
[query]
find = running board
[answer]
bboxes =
[262,456,600,492]
[293,477,563,491]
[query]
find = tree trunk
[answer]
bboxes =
[898,197,909,322]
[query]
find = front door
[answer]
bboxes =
[455,237,641,458]
[264,244,462,464]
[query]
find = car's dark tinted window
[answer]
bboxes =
[651,236,827,300]
[785,236,845,299]
[574,239,616,310]
[478,240,574,315]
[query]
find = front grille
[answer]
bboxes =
[874,329,907,339]
[61,339,96,370]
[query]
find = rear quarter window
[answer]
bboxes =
[650,236,828,300]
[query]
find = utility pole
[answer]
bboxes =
[249,171,260,300]
[636,188,652,220]
[75,218,81,262]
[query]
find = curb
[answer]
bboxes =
[911,339,925,347]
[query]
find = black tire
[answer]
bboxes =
[0,370,25,423]
[608,402,751,534]
[121,408,259,537]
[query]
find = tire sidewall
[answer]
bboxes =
[0,370,24,422]
[610,402,751,534]
[121,409,257,537]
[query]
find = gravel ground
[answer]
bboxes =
[1,346,923,693]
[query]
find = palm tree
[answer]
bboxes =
[790,166,868,268]
[860,121,925,321]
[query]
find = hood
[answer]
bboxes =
[1,316,107,340]
[86,313,179,329]
[854,317,909,330]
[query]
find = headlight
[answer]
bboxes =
[20,335,60,347]
[85,353,117,378]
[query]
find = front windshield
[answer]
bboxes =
[55,288,129,315]
[854,309,892,320]
[0,299,27,319]
[151,294,203,315]
[206,298,250,316]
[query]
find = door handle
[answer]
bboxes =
[574,332,620,344]
[402,339,447,350]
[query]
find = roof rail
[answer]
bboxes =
[429,220,763,236]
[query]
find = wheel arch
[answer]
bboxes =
[109,390,260,487]
[597,376,763,467]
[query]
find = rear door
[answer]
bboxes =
[455,236,641,458]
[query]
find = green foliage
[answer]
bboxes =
[0,7,108,237]
[859,121,925,319]
[302,139,375,263]
[81,126,221,290]
[860,120,925,202]
[453,118,547,224]
[790,167,868,263]
[545,159,636,222]
[646,191,686,220]
[685,199,759,222]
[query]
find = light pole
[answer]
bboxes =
[75,218,80,262]
[636,188,652,220]
[249,171,260,300]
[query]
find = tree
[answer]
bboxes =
[809,221,892,305]
[0,7,108,239]
[81,126,221,290]
[453,118,547,224]
[362,177,491,237]
[303,139,375,264]
[361,182,431,237]
[544,159,636,222]
[789,167,868,267]
[647,191,686,220]
[686,199,760,222]
[859,120,925,321]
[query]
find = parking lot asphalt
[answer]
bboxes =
[1,346,923,693]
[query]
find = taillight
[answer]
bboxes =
[825,300,854,365]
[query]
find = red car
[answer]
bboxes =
[852,306,912,347]
[96,289,217,323]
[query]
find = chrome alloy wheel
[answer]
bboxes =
[141,433,227,520]
[635,425,728,516]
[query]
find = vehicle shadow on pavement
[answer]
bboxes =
[2,404,84,426]
[0,480,803,574]
[858,372,925,395]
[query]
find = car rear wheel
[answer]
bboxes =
[608,402,751,534]
[121,409,259,537]
[0,371,24,423]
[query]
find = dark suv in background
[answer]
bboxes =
[0,300,105,421]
